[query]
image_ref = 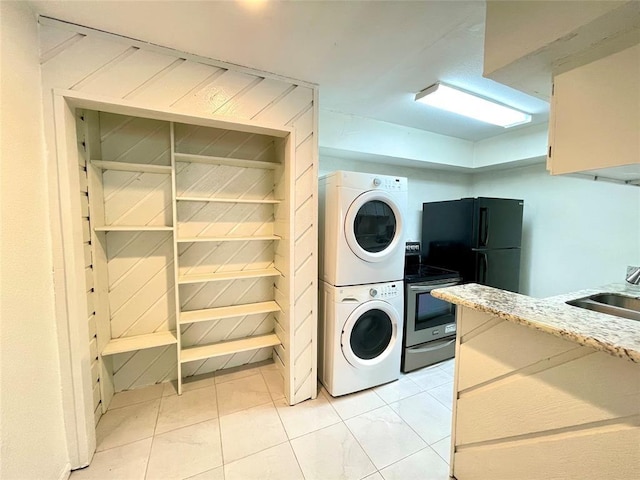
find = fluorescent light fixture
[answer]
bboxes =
[415,82,532,128]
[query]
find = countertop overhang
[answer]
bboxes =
[431,283,640,363]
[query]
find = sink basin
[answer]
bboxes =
[588,293,640,311]
[566,293,640,321]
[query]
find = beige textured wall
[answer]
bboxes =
[0,2,70,478]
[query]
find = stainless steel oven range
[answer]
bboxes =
[402,244,461,372]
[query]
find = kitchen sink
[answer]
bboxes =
[566,293,640,321]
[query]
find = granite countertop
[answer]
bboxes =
[431,282,640,364]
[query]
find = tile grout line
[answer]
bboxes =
[282,383,347,478]
[321,387,380,478]
[337,386,450,475]
[258,367,306,478]
[216,370,281,468]
[143,393,164,480]
[213,376,225,479]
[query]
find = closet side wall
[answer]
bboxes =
[39,19,318,404]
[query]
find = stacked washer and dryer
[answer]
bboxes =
[318,171,408,396]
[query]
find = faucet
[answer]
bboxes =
[625,266,640,285]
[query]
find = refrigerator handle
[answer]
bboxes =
[478,252,488,284]
[479,207,489,247]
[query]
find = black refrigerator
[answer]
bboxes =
[421,197,524,293]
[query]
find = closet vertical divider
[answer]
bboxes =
[169,122,184,394]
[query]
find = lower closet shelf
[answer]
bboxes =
[101,331,178,356]
[179,301,281,325]
[180,333,281,363]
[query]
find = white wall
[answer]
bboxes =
[0,2,70,479]
[472,163,640,297]
[320,155,472,242]
[320,110,474,168]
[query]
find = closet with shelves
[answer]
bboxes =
[82,109,293,406]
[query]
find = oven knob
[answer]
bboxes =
[369,288,378,297]
[373,178,381,187]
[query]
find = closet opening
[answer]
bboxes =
[52,92,295,464]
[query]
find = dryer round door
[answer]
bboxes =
[341,300,399,368]
[344,190,404,263]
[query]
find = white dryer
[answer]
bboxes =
[319,170,408,286]
[318,280,403,397]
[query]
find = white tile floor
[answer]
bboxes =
[71,359,455,480]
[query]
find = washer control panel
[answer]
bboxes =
[336,281,402,303]
[369,283,400,299]
[371,176,405,191]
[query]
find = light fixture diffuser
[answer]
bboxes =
[415,83,532,128]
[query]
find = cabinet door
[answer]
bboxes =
[548,44,640,176]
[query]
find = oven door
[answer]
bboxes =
[405,280,459,347]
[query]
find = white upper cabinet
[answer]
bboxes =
[547,44,640,180]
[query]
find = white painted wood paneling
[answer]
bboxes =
[41,35,132,90]
[178,241,275,277]
[40,19,317,413]
[39,26,79,60]
[129,61,222,107]
[172,70,259,117]
[78,49,178,99]
[76,111,103,425]
[457,315,581,391]
[254,86,313,126]
[99,113,171,166]
[231,79,295,120]
[455,423,640,480]
[112,345,176,391]
[451,306,640,479]
[457,351,640,445]
[102,171,172,227]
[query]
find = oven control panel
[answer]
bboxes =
[405,241,420,255]
[369,284,400,299]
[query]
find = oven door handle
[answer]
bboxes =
[407,338,456,353]
[409,281,460,292]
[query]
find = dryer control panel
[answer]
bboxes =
[372,176,405,192]
[369,283,400,299]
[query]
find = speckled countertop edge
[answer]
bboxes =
[431,283,640,364]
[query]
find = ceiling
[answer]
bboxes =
[29,0,550,142]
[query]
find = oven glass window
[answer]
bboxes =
[416,292,455,330]
[349,309,393,359]
[353,200,396,253]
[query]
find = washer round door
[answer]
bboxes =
[341,300,399,368]
[344,190,404,263]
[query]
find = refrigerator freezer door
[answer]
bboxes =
[475,248,521,293]
[422,198,474,273]
[474,198,524,249]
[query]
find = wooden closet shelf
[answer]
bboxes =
[179,300,281,325]
[176,196,281,204]
[178,268,281,285]
[176,234,279,243]
[95,225,173,232]
[91,160,172,174]
[174,152,280,170]
[101,331,177,356]
[180,333,281,363]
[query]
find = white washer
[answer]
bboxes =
[319,171,408,286]
[318,280,403,396]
